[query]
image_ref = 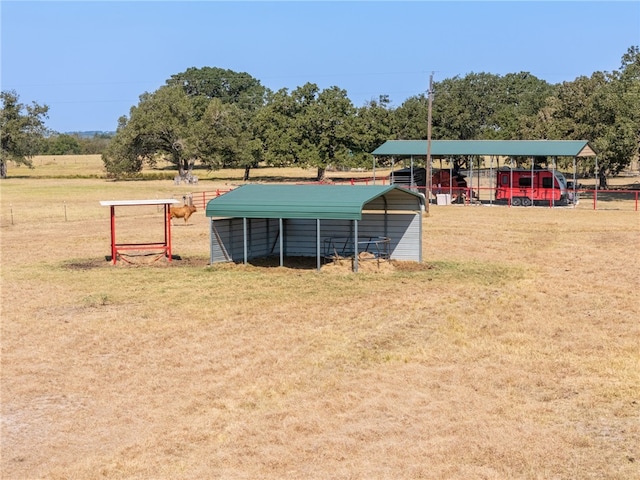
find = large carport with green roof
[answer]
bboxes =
[372,140,596,158]
[205,184,425,272]
[372,140,598,204]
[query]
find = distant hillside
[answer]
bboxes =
[64,131,115,138]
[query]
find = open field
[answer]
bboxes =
[2,155,389,183]
[1,159,639,479]
[5,155,639,212]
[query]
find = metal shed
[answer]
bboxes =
[205,184,425,272]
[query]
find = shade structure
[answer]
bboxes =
[206,185,425,271]
[372,140,597,158]
[99,198,179,265]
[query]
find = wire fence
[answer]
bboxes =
[187,180,638,211]
[3,180,637,228]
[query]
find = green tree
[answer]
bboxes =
[256,83,359,180]
[46,134,82,155]
[352,96,395,168]
[0,90,49,178]
[538,46,639,175]
[166,66,267,112]
[194,98,263,180]
[77,133,113,155]
[103,85,199,178]
[493,72,555,140]
[296,84,357,180]
[393,94,428,140]
[431,74,486,140]
[595,46,640,175]
[101,116,144,177]
[255,88,306,170]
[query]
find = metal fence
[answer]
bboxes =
[183,179,639,212]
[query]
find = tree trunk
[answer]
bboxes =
[316,166,326,182]
[243,165,251,181]
[599,168,608,189]
[0,160,6,179]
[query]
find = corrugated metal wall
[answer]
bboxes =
[209,191,422,264]
[211,217,281,263]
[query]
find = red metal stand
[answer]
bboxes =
[100,199,179,265]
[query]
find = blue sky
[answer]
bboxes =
[1,1,638,133]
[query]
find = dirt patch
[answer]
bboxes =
[62,259,108,270]
[391,260,436,272]
[62,255,211,270]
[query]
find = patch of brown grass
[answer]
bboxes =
[1,174,639,479]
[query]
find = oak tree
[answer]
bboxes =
[0,90,49,178]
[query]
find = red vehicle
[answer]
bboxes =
[431,169,468,202]
[391,167,470,202]
[495,168,572,206]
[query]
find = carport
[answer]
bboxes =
[205,184,425,272]
[372,139,598,204]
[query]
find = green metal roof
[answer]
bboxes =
[372,140,597,157]
[206,184,423,220]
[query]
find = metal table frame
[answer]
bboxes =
[99,199,179,265]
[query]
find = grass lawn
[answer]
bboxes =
[1,157,639,479]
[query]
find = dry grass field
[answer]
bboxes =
[1,156,639,479]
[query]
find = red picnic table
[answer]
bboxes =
[100,199,179,265]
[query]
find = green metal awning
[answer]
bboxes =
[206,184,424,220]
[372,140,597,157]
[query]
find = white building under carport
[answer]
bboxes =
[205,184,425,272]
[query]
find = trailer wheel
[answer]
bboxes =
[511,197,522,207]
[522,197,532,207]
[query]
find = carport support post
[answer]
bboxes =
[372,156,376,184]
[243,217,248,265]
[469,156,474,205]
[209,218,214,265]
[594,156,599,210]
[279,218,284,267]
[489,156,494,206]
[573,156,577,204]
[530,157,535,206]
[552,156,557,207]
[316,219,321,271]
[509,158,514,207]
[353,219,359,272]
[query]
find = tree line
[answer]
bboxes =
[0,92,114,178]
[2,47,638,180]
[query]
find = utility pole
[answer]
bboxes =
[426,72,434,213]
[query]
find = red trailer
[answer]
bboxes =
[391,167,470,203]
[432,169,467,192]
[495,168,573,206]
